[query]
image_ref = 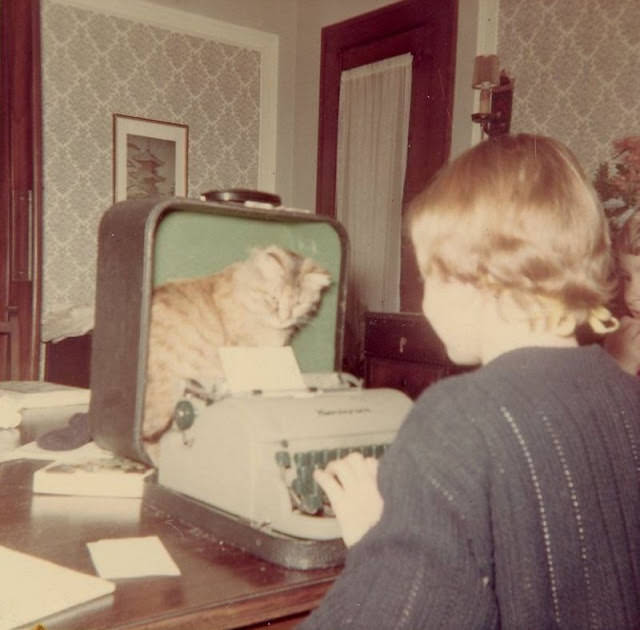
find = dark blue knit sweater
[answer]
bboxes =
[300,345,640,629]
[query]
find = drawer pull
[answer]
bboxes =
[398,336,408,354]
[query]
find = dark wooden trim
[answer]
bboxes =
[0,0,12,375]
[0,0,42,378]
[316,0,457,218]
[30,0,44,378]
[0,0,11,304]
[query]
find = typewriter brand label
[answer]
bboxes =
[316,407,372,416]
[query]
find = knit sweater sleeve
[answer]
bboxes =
[299,382,498,630]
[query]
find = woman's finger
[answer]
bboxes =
[364,456,379,478]
[324,452,363,488]
[313,467,346,507]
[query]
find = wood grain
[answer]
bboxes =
[0,460,338,629]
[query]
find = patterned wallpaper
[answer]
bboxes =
[41,0,260,322]
[498,0,640,181]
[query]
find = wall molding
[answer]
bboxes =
[477,0,499,55]
[48,0,278,191]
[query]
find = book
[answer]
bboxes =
[0,381,90,429]
[33,456,153,499]
[0,545,114,630]
[0,380,90,407]
[31,493,143,525]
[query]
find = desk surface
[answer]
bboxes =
[0,460,338,629]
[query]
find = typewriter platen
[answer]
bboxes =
[156,371,412,541]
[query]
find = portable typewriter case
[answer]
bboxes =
[89,196,411,569]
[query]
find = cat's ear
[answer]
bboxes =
[305,269,332,292]
[249,245,286,264]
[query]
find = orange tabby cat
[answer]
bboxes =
[143,244,331,444]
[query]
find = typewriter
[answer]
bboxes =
[156,369,412,542]
[89,196,413,567]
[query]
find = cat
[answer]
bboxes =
[142,244,332,445]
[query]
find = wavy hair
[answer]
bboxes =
[409,134,616,330]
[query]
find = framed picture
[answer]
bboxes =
[113,114,188,202]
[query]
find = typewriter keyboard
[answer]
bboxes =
[274,443,390,516]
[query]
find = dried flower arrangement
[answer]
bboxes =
[593,136,640,234]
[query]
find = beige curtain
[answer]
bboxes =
[336,53,413,365]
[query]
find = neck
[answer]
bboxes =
[480,323,578,365]
[478,293,578,365]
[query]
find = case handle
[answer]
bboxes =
[200,188,281,208]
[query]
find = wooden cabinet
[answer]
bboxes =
[44,333,92,389]
[365,356,449,400]
[364,311,469,399]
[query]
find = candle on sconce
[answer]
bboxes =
[478,89,492,114]
[472,54,500,115]
[471,54,514,136]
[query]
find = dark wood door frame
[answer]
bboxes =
[315,0,457,312]
[0,0,43,379]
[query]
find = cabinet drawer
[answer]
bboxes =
[366,356,448,400]
[364,311,449,363]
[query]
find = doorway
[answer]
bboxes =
[316,0,457,371]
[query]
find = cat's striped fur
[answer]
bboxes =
[143,245,331,444]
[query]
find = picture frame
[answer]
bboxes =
[113,114,188,202]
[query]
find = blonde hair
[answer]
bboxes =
[409,134,616,333]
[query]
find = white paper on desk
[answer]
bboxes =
[218,346,306,393]
[0,545,114,630]
[87,536,181,579]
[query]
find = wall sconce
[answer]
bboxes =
[471,54,514,137]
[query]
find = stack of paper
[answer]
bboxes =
[0,381,90,429]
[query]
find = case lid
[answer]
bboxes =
[89,197,348,465]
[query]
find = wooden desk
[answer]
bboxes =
[0,460,338,629]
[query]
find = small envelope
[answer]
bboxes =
[87,535,180,579]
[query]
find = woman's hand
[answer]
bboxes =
[314,452,384,547]
[604,315,640,375]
